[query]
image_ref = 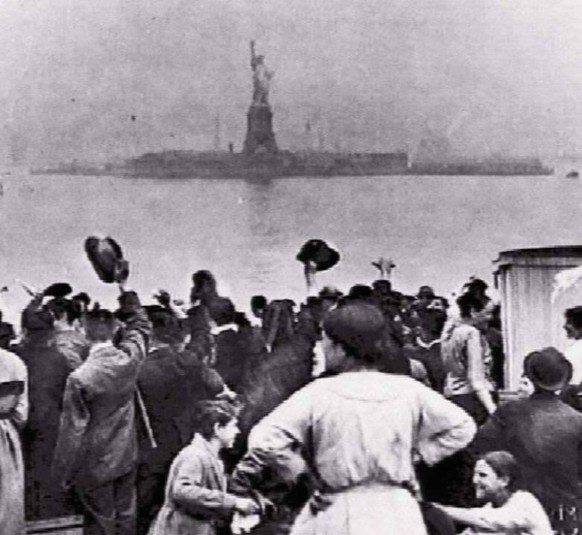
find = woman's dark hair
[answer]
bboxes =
[479,451,521,491]
[193,400,239,440]
[457,293,484,318]
[323,303,386,365]
[192,270,216,289]
[190,270,218,304]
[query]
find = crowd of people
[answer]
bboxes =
[1,244,582,535]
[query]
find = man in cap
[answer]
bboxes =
[475,347,582,534]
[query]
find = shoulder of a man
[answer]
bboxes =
[565,339,582,358]
[0,347,27,374]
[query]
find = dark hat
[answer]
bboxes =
[347,284,374,301]
[84,236,129,284]
[296,239,340,272]
[465,277,488,291]
[417,285,436,298]
[524,347,572,392]
[44,282,73,298]
[72,292,91,306]
[318,286,343,300]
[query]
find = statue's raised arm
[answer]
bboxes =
[250,40,258,69]
[249,40,273,106]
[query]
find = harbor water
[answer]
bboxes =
[0,171,580,324]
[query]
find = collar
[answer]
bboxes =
[416,337,441,349]
[211,323,238,336]
[191,433,221,462]
[530,390,559,400]
[249,317,262,328]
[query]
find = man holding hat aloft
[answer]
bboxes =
[53,239,151,534]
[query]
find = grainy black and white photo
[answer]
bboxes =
[1,1,582,534]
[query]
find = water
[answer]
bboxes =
[0,171,580,325]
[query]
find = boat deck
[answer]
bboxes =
[26,516,82,534]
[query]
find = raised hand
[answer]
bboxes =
[372,257,396,279]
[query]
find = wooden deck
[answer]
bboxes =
[26,516,82,534]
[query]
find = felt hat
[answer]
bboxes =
[524,347,572,392]
[84,236,128,284]
[296,239,340,271]
[319,286,343,300]
[465,277,488,291]
[72,292,91,306]
[43,282,73,298]
[417,285,436,298]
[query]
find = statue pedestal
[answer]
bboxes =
[243,104,278,156]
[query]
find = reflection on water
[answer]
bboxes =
[0,172,580,324]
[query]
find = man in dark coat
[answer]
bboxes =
[474,347,582,534]
[136,306,227,534]
[18,294,80,519]
[210,297,252,393]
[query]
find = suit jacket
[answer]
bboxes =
[53,291,150,489]
[214,328,248,392]
[138,345,225,473]
[474,391,582,510]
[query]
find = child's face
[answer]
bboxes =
[215,418,240,449]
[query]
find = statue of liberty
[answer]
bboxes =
[250,40,274,106]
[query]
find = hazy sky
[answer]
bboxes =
[1,0,582,163]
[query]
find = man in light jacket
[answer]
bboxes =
[53,280,150,535]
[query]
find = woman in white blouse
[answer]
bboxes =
[234,302,477,535]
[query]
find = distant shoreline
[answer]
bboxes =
[29,152,554,179]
